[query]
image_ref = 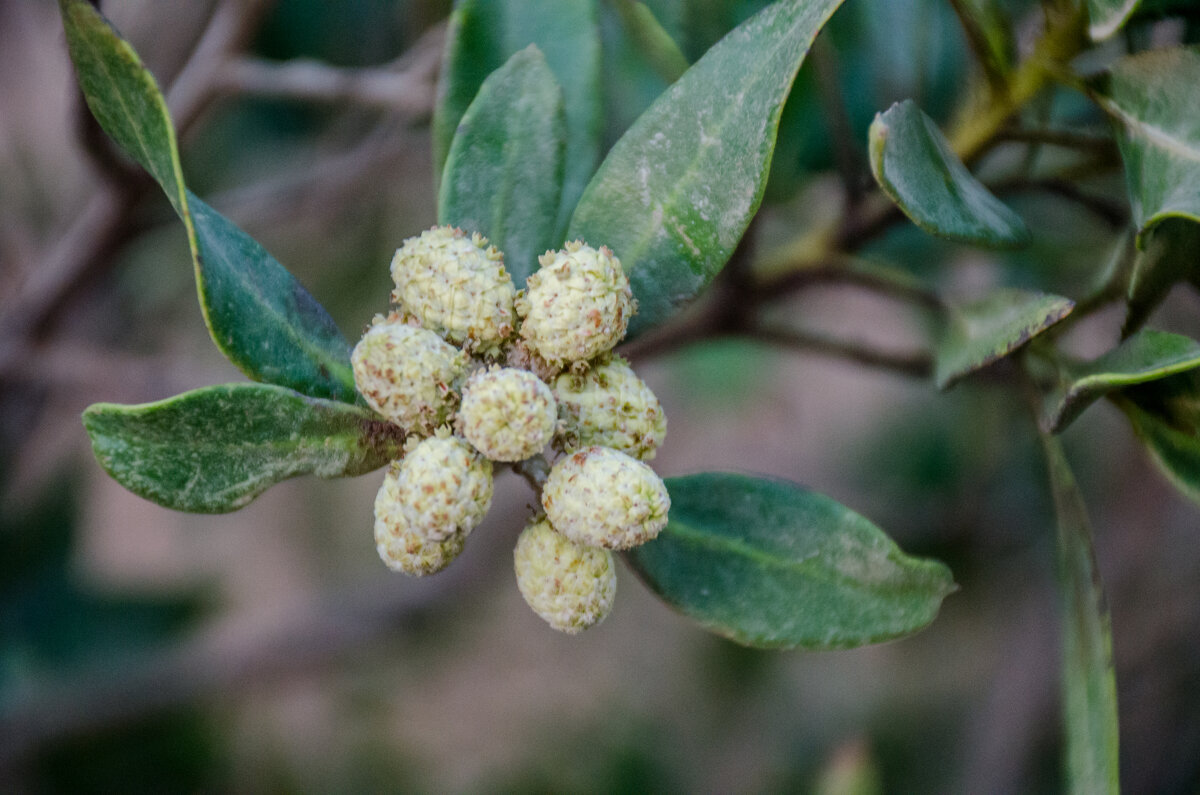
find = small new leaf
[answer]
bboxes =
[869,100,1030,249]
[438,45,565,286]
[1113,369,1200,506]
[935,289,1074,389]
[626,473,956,649]
[568,0,847,339]
[433,0,600,238]
[83,384,404,513]
[1043,329,1200,433]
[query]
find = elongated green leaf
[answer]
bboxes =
[59,0,187,214]
[1098,47,1200,239]
[1038,434,1120,794]
[433,0,600,237]
[869,100,1030,248]
[935,289,1074,389]
[569,0,847,338]
[626,473,956,649]
[83,384,404,513]
[438,46,565,285]
[187,193,358,401]
[1044,330,1200,432]
[1113,369,1200,505]
[612,0,690,84]
[1123,219,1200,337]
[1087,0,1141,41]
[60,0,357,403]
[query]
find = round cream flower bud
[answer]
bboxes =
[553,356,666,460]
[374,467,465,575]
[542,446,670,550]
[515,241,634,367]
[390,225,516,354]
[395,434,493,542]
[513,519,616,634]
[351,315,467,434]
[458,366,557,462]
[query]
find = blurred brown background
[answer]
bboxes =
[2,0,1200,792]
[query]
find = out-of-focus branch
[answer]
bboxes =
[209,22,444,115]
[749,324,934,378]
[166,0,279,132]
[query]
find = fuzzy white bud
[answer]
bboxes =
[391,225,517,354]
[393,433,493,542]
[553,356,666,460]
[513,519,616,633]
[515,241,634,367]
[458,366,557,462]
[351,315,467,434]
[374,471,466,575]
[542,446,670,550]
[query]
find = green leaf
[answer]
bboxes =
[438,46,565,285]
[1113,369,1200,505]
[188,193,358,402]
[1123,218,1200,337]
[626,473,956,649]
[60,0,357,403]
[868,100,1030,249]
[59,0,187,214]
[569,0,847,338]
[612,0,690,84]
[1037,434,1120,794]
[1043,329,1200,433]
[1097,46,1200,239]
[1086,0,1142,41]
[935,289,1074,389]
[433,0,600,238]
[82,384,404,514]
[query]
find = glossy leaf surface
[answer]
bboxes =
[438,46,565,285]
[1114,370,1200,505]
[1039,434,1120,794]
[83,385,404,513]
[60,0,357,403]
[869,100,1030,248]
[1043,329,1200,433]
[626,473,956,649]
[569,0,846,338]
[433,0,600,236]
[1099,47,1200,239]
[935,289,1074,389]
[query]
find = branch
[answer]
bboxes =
[993,176,1129,229]
[749,324,934,378]
[209,23,444,116]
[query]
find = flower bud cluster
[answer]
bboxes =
[353,225,670,633]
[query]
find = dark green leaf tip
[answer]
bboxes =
[627,472,955,650]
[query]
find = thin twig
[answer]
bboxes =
[211,23,444,115]
[993,176,1129,229]
[996,126,1116,154]
[749,324,934,378]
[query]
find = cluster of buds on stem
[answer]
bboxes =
[353,226,670,634]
